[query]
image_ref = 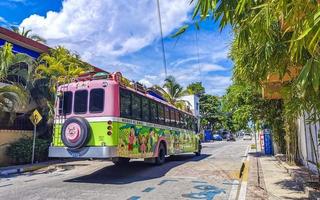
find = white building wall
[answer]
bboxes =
[297,112,320,174]
[179,95,200,117]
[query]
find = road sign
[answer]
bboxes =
[29,109,42,164]
[29,109,42,125]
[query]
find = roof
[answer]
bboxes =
[0,26,49,54]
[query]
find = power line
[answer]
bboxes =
[156,0,168,78]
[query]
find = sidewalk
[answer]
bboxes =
[246,152,319,200]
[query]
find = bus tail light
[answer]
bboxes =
[107,120,112,125]
[107,131,112,136]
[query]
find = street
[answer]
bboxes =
[0,140,251,200]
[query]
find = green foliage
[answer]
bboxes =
[154,76,189,109]
[6,138,50,164]
[186,82,205,95]
[200,94,222,130]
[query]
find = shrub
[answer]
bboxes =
[6,137,50,164]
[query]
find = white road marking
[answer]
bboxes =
[228,180,239,200]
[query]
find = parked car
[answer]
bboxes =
[226,134,236,141]
[213,134,223,141]
[243,133,252,140]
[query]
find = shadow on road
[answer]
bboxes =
[65,154,209,185]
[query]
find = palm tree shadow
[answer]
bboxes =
[65,154,209,185]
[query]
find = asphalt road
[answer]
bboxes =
[0,140,252,200]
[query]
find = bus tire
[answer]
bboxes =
[195,141,202,156]
[112,157,130,165]
[61,117,90,150]
[155,143,166,165]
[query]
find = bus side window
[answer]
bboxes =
[170,108,176,127]
[194,117,199,132]
[164,106,170,125]
[120,88,132,118]
[158,104,165,124]
[150,100,158,123]
[132,94,142,120]
[183,114,188,129]
[175,110,180,128]
[142,97,150,122]
[188,116,193,130]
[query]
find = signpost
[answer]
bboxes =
[29,109,42,164]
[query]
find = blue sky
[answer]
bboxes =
[0,0,233,95]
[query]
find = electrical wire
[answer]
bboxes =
[156,0,168,78]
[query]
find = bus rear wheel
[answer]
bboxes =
[155,143,166,165]
[112,157,130,166]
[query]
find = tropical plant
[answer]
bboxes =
[186,82,205,96]
[199,94,222,130]
[0,84,29,123]
[6,137,50,164]
[11,26,46,43]
[0,42,34,83]
[32,46,92,124]
[154,76,189,109]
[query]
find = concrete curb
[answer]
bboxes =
[237,145,251,200]
[0,160,66,176]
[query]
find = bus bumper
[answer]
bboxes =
[49,146,118,158]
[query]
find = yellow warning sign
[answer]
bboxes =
[29,109,42,125]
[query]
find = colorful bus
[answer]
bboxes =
[49,72,201,165]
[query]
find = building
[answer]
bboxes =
[179,94,200,117]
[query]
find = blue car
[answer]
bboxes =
[213,134,223,141]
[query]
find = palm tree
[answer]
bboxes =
[34,46,92,94]
[11,26,46,44]
[0,84,29,124]
[33,46,92,123]
[0,42,34,83]
[154,76,190,109]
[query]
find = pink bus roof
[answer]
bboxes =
[57,78,194,116]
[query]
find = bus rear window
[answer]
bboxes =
[89,89,104,113]
[74,90,88,114]
[59,92,72,115]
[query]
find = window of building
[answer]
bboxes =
[158,104,165,124]
[150,101,158,123]
[142,97,150,122]
[89,89,104,113]
[120,88,132,118]
[74,90,88,114]
[132,94,142,120]
[59,91,73,115]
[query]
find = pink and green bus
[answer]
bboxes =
[49,72,201,165]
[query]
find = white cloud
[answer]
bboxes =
[199,63,227,72]
[19,0,233,96]
[0,17,7,23]
[20,0,193,62]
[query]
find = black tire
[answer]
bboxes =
[112,157,130,165]
[155,143,166,165]
[61,117,90,150]
[195,141,202,156]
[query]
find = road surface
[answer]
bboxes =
[0,140,252,200]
